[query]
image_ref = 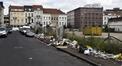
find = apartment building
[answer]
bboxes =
[9,6,25,27]
[4,15,9,26]
[0,2,4,26]
[67,4,103,30]
[103,8,122,26]
[9,5,67,27]
[109,17,122,32]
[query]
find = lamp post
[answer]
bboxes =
[13,17,17,27]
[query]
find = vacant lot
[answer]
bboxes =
[67,31,122,40]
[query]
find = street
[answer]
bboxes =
[0,31,92,66]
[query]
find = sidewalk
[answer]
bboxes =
[55,46,121,66]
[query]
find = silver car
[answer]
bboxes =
[0,27,8,37]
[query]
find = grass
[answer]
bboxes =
[64,32,122,54]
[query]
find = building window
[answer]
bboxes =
[62,17,64,19]
[25,13,27,17]
[56,17,58,20]
[65,17,67,20]
[31,13,33,17]
[28,13,30,16]
[32,19,33,23]
[11,19,13,22]
[54,17,55,20]
[21,19,23,22]
[29,9,31,11]
[51,17,53,20]
[26,19,27,23]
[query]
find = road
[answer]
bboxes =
[0,31,92,66]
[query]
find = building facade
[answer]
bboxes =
[4,15,9,26]
[67,4,103,30]
[0,2,4,27]
[9,5,67,27]
[103,8,122,26]
[109,17,122,32]
[9,6,25,27]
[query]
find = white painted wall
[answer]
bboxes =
[103,14,120,25]
[42,14,51,27]
[109,21,122,32]
[58,15,67,27]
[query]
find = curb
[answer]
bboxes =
[55,47,100,66]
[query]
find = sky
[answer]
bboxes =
[1,0,122,15]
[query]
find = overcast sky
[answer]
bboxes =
[1,0,122,15]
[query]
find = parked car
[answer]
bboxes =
[12,27,19,31]
[25,29,35,37]
[0,27,8,37]
[7,27,12,33]
[19,26,31,34]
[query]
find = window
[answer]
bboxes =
[11,19,13,22]
[51,17,53,20]
[29,9,31,11]
[49,17,50,20]
[21,19,23,22]
[26,19,27,23]
[32,19,33,23]
[65,17,67,20]
[56,17,58,20]
[44,22,45,25]
[25,13,27,17]
[62,17,64,19]
[37,8,40,10]
[29,13,30,16]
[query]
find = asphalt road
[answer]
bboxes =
[0,31,92,66]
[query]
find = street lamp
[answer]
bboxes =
[13,17,17,27]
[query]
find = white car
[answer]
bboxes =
[0,27,8,37]
[12,27,19,31]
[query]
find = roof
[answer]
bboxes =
[9,5,66,14]
[32,5,43,10]
[109,17,122,22]
[9,5,24,9]
[67,7,103,13]
[43,8,65,14]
